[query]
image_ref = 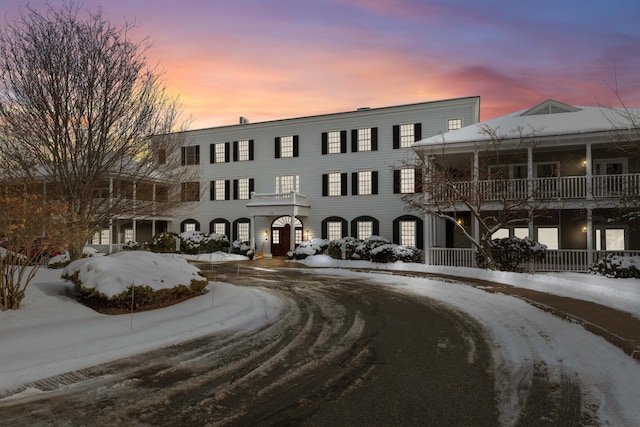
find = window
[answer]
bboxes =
[295,228,303,244]
[447,118,462,131]
[158,148,166,165]
[237,222,249,241]
[275,135,299,158]
[399,221,416,246]
[211,142,229,163]
[394,168,415,194]
[393,123,422,149]
[514,228,529,239]
[327,222,343,240]
[491,228,509,239]
[596,228,625,250]
[234,178,254,200]
[272,229,280,244]
[210,218,230,237]
[124,229,134,242]
[234,140,254,161]
[181,219,200,233]
[213,223,226,235]
[352,127,378,152]
[357,221,373,240]
[352,170,378,196]
[184,223,196,232]
[275,175,300,193]
[322,131,347,154]
[181,146,200,165]
[537,227,558,250]
[323,172,347,197]
[181,181,200,202]
[92,229,110,245]
[211,179,229,201]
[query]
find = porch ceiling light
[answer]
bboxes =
[581,225,587,232]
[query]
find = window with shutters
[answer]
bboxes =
[357,221,373,240]
[237,140,250,161]
[213,222,226,235]
[213,142,227,163]
[328,172,342,196]
[236,178,251,200]
[327,222,343,240]
[357,170,372,195]
[400,168,415,193]
[399,124,415,148]
[181,145,199,165]
[327,131,341,154]
[400,220,416,246]
[280,136,294,157]
[181,181,200,201]
[357,128,371,152]
[237,222,250,241]
[211,179,227,201]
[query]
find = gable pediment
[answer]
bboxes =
[520,99,581,116]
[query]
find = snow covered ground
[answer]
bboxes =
[1,252,639,424]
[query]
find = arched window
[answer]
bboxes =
[321,216,348,240]
[232,218,251,242]
[393,215,423,249]
[209,218,230,238]
[180,218,200,233]
[350,216,379,240]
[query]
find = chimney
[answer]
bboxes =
[239,116,250,124]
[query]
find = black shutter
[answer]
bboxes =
[393,170,400,194]
[181,147,186,165]
[233,141,238,162]
[233,179,239,200]
[321,132,328,155]
[392,125,400,149]
[293,135,299,157]
[225,142,230,163]
[372,171,378,194]
[249,178,255,195]
[414,123,422,141]
[351,129,358,152]
[225,222,231,239]
[225,180,231,200]
[210,144,215,163]
[342,218,348,237]
[416,219,424,249]
[209,181,215,200]
[195,146,200,164]
[373,219,379,236]
[249,140,254,160]
[352,172,358,195]
[393,219,399,244]
[275,137,281,158]
[371,127,378,151]
[321,219,328,239]
[415,168,423,193]
[340,130,347,153]
[341,172,348,196]
[322,174,328,196]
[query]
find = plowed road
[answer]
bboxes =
[0,264,593,426]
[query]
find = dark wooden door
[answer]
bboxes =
[271,224,290,257]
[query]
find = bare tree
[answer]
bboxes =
[0,192,77,310]
[0,3,192,260]
[401,124,547,269]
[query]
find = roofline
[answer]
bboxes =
[180,96,481,134]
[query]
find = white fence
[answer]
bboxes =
[426,248,640,272]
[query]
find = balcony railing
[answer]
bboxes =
[426,248,640,271]
[433,173,640,203]
[247,191,310,207]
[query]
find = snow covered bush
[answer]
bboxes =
[476,236,547,271]
[179,231,229,255]
[590,255,640,279]
[370,244,423,263]
[147,232,179,253]
[288,238,329,260]
[231,240,254,260]
[355,236,391,261]
[327,237,361,260]
[123,240,140,251]
[62,251,208,313]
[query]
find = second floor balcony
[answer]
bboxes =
[432,173,640,204]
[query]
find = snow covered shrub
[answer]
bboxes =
[355,236,391,261]
[231,240,254,260]
[327,237,361,260]
[369,244,423,263]
[147,232,179,253]
[123,240,140,250]
[477,236,547,271]
[288,238,330,260]
[590,255,640,279]
[179,231,229,255]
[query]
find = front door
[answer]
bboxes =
[271,224,290,257]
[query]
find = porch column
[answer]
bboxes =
[527,146,533,199]
[585,143,593,199]
[108,178,114,254]
[250,216,256,253]
[423,213,431,264]
[290,210,296,254]
[472,151,480,243]
[587,209,593,266]
[152,220,156,237]
[132,182,137,243]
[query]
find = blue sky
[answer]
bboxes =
[2,0,639,128]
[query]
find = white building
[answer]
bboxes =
[414,99,640,271]
[171,97,480,257]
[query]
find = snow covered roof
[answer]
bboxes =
[414,99,640,148]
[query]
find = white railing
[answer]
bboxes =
[435,174,640,203]
[247,191,310,206]
[425,248,640,272]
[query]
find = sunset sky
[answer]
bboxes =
[2,0,640,129]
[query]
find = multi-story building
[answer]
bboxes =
[414,99,640,271]
[171,97,480,257]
